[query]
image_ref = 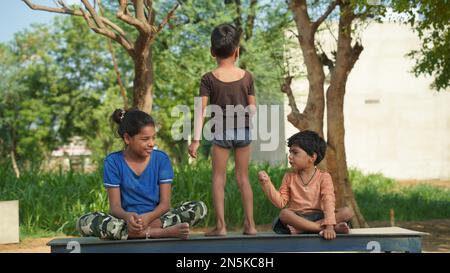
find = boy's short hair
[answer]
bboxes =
[211,23,241,58]
[287,130,327,165]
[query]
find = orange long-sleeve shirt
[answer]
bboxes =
[261,169,337,227]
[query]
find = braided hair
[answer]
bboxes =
[111,108,155,139]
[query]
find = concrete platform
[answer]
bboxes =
[0,200,19,245]
[48,227,427,253]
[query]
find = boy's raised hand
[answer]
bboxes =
[258,171,270,185]
[188,141,200,158]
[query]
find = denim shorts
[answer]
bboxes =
[211,127,252,149]
[272,211,324,234]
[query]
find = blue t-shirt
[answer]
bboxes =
[103,150,174,214]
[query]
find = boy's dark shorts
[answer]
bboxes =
[211,127,251,149]
[272,211,324,234]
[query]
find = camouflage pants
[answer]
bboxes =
[76,201,207,240]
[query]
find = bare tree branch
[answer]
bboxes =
[319,52,335,74]
[233,0,243,33]
[23,0,78,15]
[57,0,70,10]
[80,0,105,28]
[282,74,310,130]
[353,10,375,20]
[349,42,363,71]
[150,3,179,42]
[157,3,179,33]
[287,29,299,39]
[290,0,313,40]
[99,1,129,110]
[245,0,257,41]
[117,0,152,33]
[280,71,315,132]
[144,0,154,24]
[134,0,146,22]
[80,8,134,54]
[23,0,133,52]
[311,0,339,33]
[281,75,301,115]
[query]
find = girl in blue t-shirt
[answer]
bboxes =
[76,109,207,240]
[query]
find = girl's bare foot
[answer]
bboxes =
[135,223,190,240]
[334,222,350,234]
[205,227,227,237]
[243,226,257,235]
[287,225,303,234]
[243,219,257,235]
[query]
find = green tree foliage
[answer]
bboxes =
[0,16,121,168]
[392,0,450,91]
[0,24,59,167]
[0,1,295,169]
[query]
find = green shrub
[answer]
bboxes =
[350,168,450,221]
[1,163,449,238]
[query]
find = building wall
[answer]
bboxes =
[281,23,450,180]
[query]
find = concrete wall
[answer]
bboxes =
[281,23,450,180]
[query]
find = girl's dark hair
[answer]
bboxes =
[211,23,241,58]
[111,108,155,139]
[287,130,327,165]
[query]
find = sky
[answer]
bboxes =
[1,1,411,43]
[0,0,79,43]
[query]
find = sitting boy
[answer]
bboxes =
[258,130,354,240]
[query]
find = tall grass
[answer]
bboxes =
[350,168,450,221]
[1,163,449,238]
[0,166,108,237]
[172,160,288,228]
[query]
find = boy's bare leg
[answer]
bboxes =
[287,225,304,234]
[279,209,322,233]
[205,145,230,236]
[334,207,354,234]
[289,207,354,234]
[235,145,257,235]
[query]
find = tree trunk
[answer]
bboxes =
[10,128,20,178]
[132,35,154,113]
[288,0,368,228]
[288,0,326,138]
[325,3,368,228]
[10,150,20,178]
[326,84,367,228]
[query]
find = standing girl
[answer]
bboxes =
[188,23,257,236]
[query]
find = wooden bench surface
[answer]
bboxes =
[48,227,428,253]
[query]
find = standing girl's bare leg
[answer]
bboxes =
[235,145,257,235]
[205,144,230,236]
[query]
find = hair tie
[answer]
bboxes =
[120,110,126,121]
